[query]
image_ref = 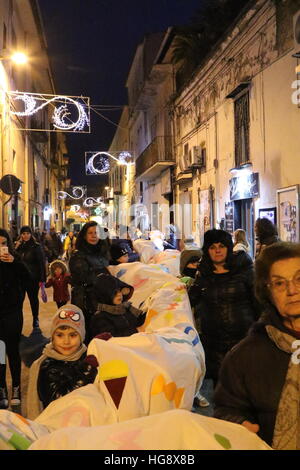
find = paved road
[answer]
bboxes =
[6,288,57,417]
[6,288,214,419]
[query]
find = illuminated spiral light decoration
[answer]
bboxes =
[118,151,133,165]
[57,186,86,200]
[86,152,110,175]
[83,197,104,207]
[52,99,89,131]
[11,93,89,132]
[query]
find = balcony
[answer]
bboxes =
[135,136,175,180]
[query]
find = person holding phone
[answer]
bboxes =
[15,226,46,329]
[0,228,29,409]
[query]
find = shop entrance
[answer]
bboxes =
[234,198,255,257]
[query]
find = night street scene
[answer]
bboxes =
[1,0,300,453]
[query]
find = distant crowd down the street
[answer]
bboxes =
[0,216,300,450]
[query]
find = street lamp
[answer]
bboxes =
[0,51,28,64]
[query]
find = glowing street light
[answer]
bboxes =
[11,52,28,65]
[0,51,28,64]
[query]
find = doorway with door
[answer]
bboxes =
[233,198,254,257]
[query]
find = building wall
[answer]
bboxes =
[0,0,67,232]
[173,0,300,244]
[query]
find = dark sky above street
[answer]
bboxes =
[39,0,201,190]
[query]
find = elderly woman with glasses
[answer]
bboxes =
[214,242,300,450]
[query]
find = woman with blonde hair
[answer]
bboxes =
[233,229,250,254]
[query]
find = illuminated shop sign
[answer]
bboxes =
[229,172,259,201]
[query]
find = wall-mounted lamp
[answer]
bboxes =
[229,162,252,175]
[0,51,28,65]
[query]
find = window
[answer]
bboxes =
[234,91,250,166]
[150,115,157,141]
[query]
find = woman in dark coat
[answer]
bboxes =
[188,229,259,386]
[15,226,46,328]
[214,242,300,449]
[255,217,279,258]
[0,229,29,409]
[69,221,110,336]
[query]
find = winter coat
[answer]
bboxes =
[255,234,279,258]
[69,240,110,325]
[214,307,297,446]
[90,304,146,340]
[37,353,97,408]
[89,273,145,339]
[0,257,29,318]
[15,238,46,283]
[43,233,63,262]
[45,273,71,304]
[188,251,259,382]
[233,242,250,254]
[63,235,77,259]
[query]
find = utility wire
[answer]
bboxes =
[89,105,127,130]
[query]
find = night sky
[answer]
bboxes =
[39,0,201,190]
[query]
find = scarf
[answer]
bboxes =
[96,301,143,317]
[27,342,86,421]
[265,324,300,450]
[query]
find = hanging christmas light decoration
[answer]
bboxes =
[57,186,86,200]
[83,196,104,207]
[85,151,133,175]
[118,151,133,165]
[9,92,90,133]
[94,206,103,216]
[85,152,110,175]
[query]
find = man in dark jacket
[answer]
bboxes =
[15,226,46,328]
[43,226,63,263]
[188,229,259,386]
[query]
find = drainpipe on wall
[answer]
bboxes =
[213,112,219,227]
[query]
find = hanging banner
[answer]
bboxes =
[9,91,90,133]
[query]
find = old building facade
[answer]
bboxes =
[0,0,68,232]
[109,0,300,251]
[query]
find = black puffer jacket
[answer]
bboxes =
[89,274,146,340]
[15,238,46,283]
[188,251,259,382]
[214,307,295,446]
[0,258,29,318]
[69,240,110,324]
[37,353,97,408]
[90,306,146,340]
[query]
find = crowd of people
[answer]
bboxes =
[1,216,300,450]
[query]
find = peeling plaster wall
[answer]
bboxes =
[173,0,300,238]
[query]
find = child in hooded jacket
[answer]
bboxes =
[27,304,98,419]
[45,260,71,308]
[89,273,146,341]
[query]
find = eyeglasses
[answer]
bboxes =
[267,273,300,293]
